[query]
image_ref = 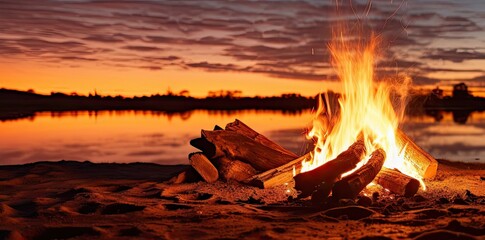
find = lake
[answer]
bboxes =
[1,110,484,165]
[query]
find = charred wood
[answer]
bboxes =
[332,148,386,199]
[293,140,367,198]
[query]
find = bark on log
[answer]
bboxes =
[201,130,295,171]
[397,130,438,179]
[213,157,257,182]
[245,153,310,189]
[374,168,420,197]
[332,148,386,199]
[189,152,219,183]
[293,140,367,198]
[225,119,297,158]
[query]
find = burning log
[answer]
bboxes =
[189,152,219,183]
[374,168,420,197]
[310,179,338,206]
[246,153,309,189]
[214,157,257,182]
[332,148,386,199]
[397,130,438,179]
[225,119,298,158]
[293,140,367,198]
[200,130,295,171]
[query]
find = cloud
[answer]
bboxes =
[422,48,485,63]
[411,75,441,85]
[185,61,331,81]
[0,0,483,86]
[82,35,127,43]
[419,67,484,73]
[125,150,166,157]
[60,56,98,62]
[122,45,163,52]
[185,61,241,71]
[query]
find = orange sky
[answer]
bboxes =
[0,60,340,97]
[0,1,484,97]
[1,58,482,98]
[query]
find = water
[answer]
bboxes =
[402,110,485,163]
[0,110,484,165]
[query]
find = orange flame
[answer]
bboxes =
[302,31,425,189]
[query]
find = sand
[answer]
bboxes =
[0,160,483,240]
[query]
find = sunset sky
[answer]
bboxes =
[1,0,484,97]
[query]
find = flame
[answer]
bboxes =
[301,31,425,189]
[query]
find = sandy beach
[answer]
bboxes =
[0,160,483,240]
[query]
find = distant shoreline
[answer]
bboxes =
[0,88,316,121]
[2,88,484,122]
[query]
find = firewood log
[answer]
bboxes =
[189,152,219,183]
[190,137,224,159]
[225,119,297,158]
[201,130,295,171]
[247,140,367,190]
[310,178,338,206]
[293,140,367,198]
[246,153,310,189]
[189,119,298,184]
[213,157,257,182]
[397,130,438,179]
[374,168,420,197]
[332,148,386,199]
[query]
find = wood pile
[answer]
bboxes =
[172,119,438,204]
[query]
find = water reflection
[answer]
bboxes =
[402,110,485,162]
[0,110,313,165]
[0,109,483,165]
[424,110,479,124]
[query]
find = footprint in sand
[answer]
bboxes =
[118,226,143,237]
[177,193,215,203]
[0,230,24,240]
[101,203,146,215]
[54,188,91,200]
[8,200,38,218]
[33,227,100,240]
[102,185,133,193]
[0,203,17,217]
[162,204,194,211]
[77,202,101,214]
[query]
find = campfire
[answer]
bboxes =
[177,31,438,205]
